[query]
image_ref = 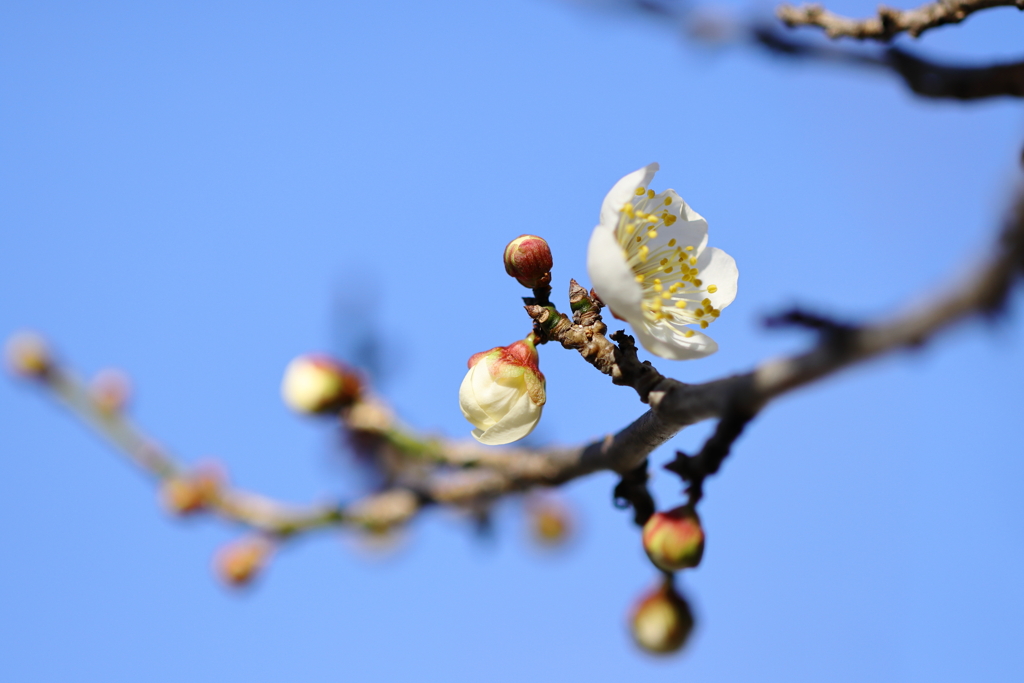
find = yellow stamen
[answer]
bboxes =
[702,298,711,307]
[685,246,694,252]
[635,274,645,283]
[663,214,677,226]
[707,284,718,293]
[635,187,645,196]
[647,189,655,199]
[667,238,677,247]
[675,301,686,309]
[664,197,671,206]
[700,320,709,329]
[684,330,695,338]
[638,245,649,261]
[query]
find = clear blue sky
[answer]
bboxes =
[2,1,1022,681]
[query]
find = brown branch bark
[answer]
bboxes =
[777,0,1023,41]
[14,191,1024,541]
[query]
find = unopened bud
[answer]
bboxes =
[91,368,132,414]
[5,332,52,378]
[503,234,553,288]
[281,354,361,415]
[642,505,704,572]
[161,463,224,515]
[630,581,695,655]
[214,537,273,588]
[527,497,573,547]
[459,337,545,445]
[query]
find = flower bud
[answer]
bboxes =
[459,337,545,445]
[5,331,53,378]
[214,537,272,588]
[161,463,224,516]
[504,234,553,288]
[642,505,705,572]
[90,368,132,414]
[630,581,695,655]
[527,496,573,547]
[281,354,361,415]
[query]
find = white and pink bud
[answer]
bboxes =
[5,331,53,379]
[642,505,705,572]
[503,234,553,289]
[630,580,695,655]
[281,354,362,415]
[458,337,545,445]
[90,368,132,415]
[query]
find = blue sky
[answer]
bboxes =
[2,1,1023,681]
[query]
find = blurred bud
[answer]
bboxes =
[503,234,553,288]
[214,537,273,588]
[90,368,132,414]
[5,331,53,378]
[459,337,545,445]
[527,496,573,547]
[630,581,695,655]
[161,463,224,516]
[281,354,361,415]
[642,505,705,572]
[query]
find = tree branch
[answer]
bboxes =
[777,0,1023,42]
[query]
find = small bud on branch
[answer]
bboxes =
[504,234,553,289]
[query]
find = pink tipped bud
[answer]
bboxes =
[503,234,553,289]
[90,368,132,414]
[281,354,362,415]
[215,537,273,588]
[642,505,705,572]
[459,337,545,445]
[630,581,695,655]
[5,331,53,378]
[161,463,225,516]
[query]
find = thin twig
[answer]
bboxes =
[777,0,1022,42]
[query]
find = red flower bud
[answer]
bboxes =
[503,234,553,289]
[630,581,695,655]
[642,505,705,572]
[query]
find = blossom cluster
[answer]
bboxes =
[458,163,738,445]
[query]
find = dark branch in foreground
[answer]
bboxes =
[777,0,1023,41]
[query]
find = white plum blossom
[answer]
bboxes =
[459,337,545,445]
[586,163,738,360]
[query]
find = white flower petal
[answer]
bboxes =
[695,247,739,309]
[599,163,659,228]
[630,316,719,361]
[587,223,643,319]
[472,390,542,445]
[471,361,521,421]
[459,367,494,430]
